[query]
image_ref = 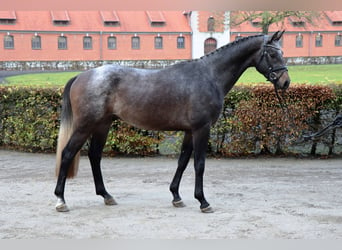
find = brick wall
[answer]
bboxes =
[230,32,342,58]
[0,32,192,62]
[283,33,342,57]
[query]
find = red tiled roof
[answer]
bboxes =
[0,11,191,33]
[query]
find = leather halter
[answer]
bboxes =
[258,35,288,84]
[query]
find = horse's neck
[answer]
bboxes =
[204,36,263,95]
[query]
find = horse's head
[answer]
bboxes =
[255,30,290,90]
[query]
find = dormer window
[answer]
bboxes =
[100,11,120,27]
[251,17,262,27]
[0,11,16,25]
[289,16,305,27]
[292,21,305,27]
[51,11,70,26]
[325,11,342,26]
[146,11,165,27]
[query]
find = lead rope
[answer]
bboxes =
[274,86,299,144]
[261,35,297,143]
[274,87,286,113]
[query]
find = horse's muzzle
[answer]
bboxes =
[276,70,290,90]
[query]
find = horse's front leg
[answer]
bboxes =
[192,125,214,213]
[170,131,193,208]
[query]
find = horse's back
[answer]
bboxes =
[69,63,222,131]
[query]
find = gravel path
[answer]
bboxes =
[0,150,342,239]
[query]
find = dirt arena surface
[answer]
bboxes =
[0,150,342,239]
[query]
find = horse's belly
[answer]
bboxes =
[112,92,191,131]
[117,110,190,131]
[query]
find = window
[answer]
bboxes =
[335,34,342,46]
[177,36,185,49]
[58,36,67,49]
[315,34,323,47]
[207,16,215,32]
[332,21,342,26]
[83,36,92,49]
[204,38,217,54]
[155,36,163,49]
[4,35,14,49]
[296,34,303,48]
[251,20,261,27]
[0,18,16,25]
[104,21,120,27]
[132,36,140,49]
[108,36,117,49]
[54,20,69,26]
[292,21,305,27]
[32,35,41,50]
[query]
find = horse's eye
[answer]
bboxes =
[269,52,277,58]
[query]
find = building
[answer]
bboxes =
[0,10,342,69]
[0,11,192,64]
[230,11,342,63]
[190,11,230,58]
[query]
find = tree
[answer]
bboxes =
[230,11,321,34]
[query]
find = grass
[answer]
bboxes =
[2,64,342,87]
[2,71,80,87]
[237,64,342,85]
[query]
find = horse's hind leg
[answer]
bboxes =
[170,131,193,208]
[55,129,90,212]
[88,118,117,206]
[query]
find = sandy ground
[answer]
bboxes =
[0,150,342,239]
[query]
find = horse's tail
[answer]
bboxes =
[55,76,80,179]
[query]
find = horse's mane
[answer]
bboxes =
[172,34,264,67]
[199,34,264,60]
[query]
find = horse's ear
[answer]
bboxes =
[270,30,285,43]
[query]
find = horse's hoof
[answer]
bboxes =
[172,200,186,208]
[56,202,69,212]
[201,206,214,213]
[104,197,117,206]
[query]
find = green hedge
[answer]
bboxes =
[0,86,161,155]
[0,87,62,152]
[1,84,342,156]
[210,84,341,156]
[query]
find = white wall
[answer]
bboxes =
[191,11,230,59]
